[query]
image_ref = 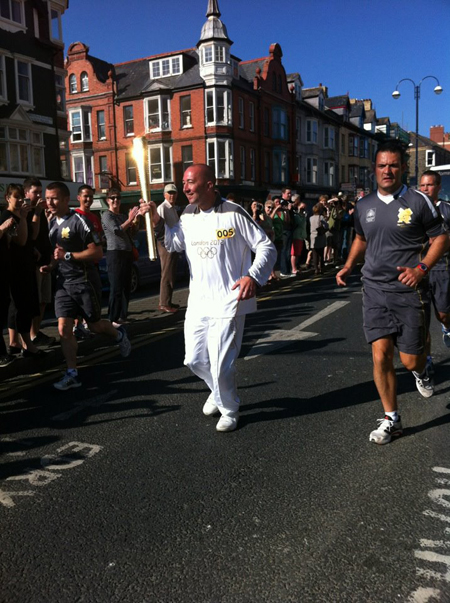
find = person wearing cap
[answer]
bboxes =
[156,183,180,313]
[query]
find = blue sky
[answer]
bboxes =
[63,0,450,137]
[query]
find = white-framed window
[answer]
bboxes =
[0,0,25,29]
[250,148,256,181]
[238,97,244,129]
[324,126,335,149]
[206,138,234,179]
[49,4,63,42]
[72,153,94,186]
[123,105,134,136]
[306,156,318,184]
[249,102,255,132]
[426,150,436,167]
[99,154,107,181]
[145,96,171,131]
[33,7,39,36]
[69,74,77,94]
[0,126,45,176]
[0,55,7,104]
[15,60,33,107]
[324,161,335,187]
[202,44,227,64]
[69,108,92,142]
[97,110,106,140]
[215,46,225,62]
[205,88,232,126]
[148,144,172,183]
[182,145,193,172]
[180,95,192,128]
[349,165,357,184]
[273,149,288,184]
[149,55,183,79]
[55,72,65,112]
[80,72,89,92]
[240,145,245,180]
[125,153,137,185]
[306,119,318,144]
[204,46,213,63]
[272,106,288,140]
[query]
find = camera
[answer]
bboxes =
[257,203,263,212]
[280,199,289,208]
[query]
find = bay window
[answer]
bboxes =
[146,96,171,131]
[148,144,172,183]
[205,88,231,126]
[206,138,233,179]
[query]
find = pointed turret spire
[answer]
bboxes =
[206,0,221,19]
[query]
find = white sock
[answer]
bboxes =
[385,411,398,422]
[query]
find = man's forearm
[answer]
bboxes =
[344,235,367,271]
[422,234,450,270]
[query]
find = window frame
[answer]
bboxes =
[145,96,171,132]
[238,97,244,129]
[306,156,318,184]
[0,54,7,104]
[148,143,172,183]
[249,102,255,132]
[206,138,234,180]
[0,0,25,31]
[49,4,63,43]
[80,72,89,92]
[72,153,94,186]
[273,149,288,184]
[181,145,193,173]
[69,108,92,143]
[324,161,335,187]
[123,105,134,136]
[205,88,232,126]
[15,59,33,108]
[324,126,335,150]
[180,95,192,128]
[69,74,77,95]
[306,119,318,144]
[97,110,106,140]
[149,55,183,79]
[125,153,137,185]
[0,125,45,176]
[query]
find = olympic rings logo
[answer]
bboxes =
[197,247,218,259]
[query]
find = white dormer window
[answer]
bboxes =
[145,96,171,132]
[149,55,183,80]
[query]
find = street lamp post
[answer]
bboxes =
[392,76,443,186]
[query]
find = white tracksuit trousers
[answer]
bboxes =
[184,314,246,416]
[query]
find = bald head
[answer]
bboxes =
[183,163,217,211]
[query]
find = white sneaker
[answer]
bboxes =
[442,326,450,349]
[412,370,434,398]
[216,414,239,432]
[203,399,219,416]
[369,415,403,445]
[54,373,82,391]
[117,326,131,358]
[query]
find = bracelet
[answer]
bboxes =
[416,262,429,274]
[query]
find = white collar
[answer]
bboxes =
[377,184,406,205]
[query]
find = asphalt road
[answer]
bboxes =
[1,272,450,603]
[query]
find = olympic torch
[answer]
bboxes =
[132,136,157,261]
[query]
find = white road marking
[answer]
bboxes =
[245,301,350,360]
[51,390,118,421]
[407,587,442,602]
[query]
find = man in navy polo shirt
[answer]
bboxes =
[41,182,133,390]
[337,141,449,445]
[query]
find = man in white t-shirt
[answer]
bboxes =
[151,164,276,432]
[156,183,180,313]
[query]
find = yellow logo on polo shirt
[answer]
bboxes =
[397,208,413,225]
[61,227,70,239]
[216,227,235,240]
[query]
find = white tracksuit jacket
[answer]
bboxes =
[164,196,277,318]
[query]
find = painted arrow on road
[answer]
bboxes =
[245,300,350,360]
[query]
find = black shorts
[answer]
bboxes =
[55,279,102,323]
[362,284,430,355]
[429,270,450,315]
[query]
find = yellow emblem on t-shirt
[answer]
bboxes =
[397,208,413,225]
[61,227,70,239]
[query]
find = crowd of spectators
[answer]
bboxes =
[0,176,358,370]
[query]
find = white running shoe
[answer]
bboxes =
[203,399,219,416]
[216,414,239,432]
[442,326,450,349]
[369,416,403,445]
[54,373,82,391]
[412,370,434,398]
[117,326,131,358]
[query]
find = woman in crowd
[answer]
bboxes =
[101,187,142,327]
[309,203,328,275]
[1,184,42,357]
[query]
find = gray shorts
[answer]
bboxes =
[429,270,450,315]
[55,280,102,323]
[362,285,430,355]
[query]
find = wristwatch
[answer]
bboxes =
[416,262,429,274]
[64,252,72,261]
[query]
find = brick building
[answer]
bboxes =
[430,125,450,154]
[0,0,70,195]
[64,0,297,205]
